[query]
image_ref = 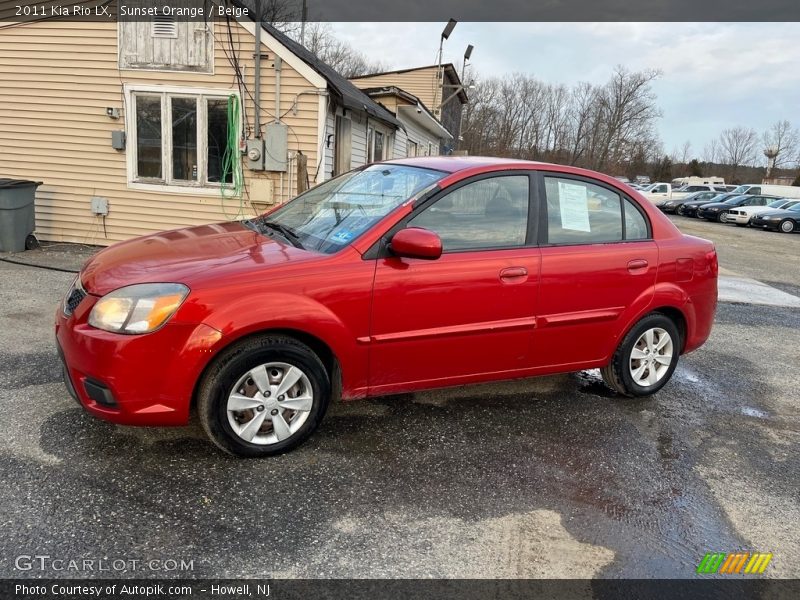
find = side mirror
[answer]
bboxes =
[389,227,443,260]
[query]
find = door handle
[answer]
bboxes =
[500,267,528,282]
[627,259,649,272]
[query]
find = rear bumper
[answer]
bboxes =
[55,299,222,426]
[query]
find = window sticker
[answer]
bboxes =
[558,181,591,232]
[331,230,356,243]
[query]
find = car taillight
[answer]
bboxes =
[706,249,718,277]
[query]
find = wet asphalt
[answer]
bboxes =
[0,218,798,579]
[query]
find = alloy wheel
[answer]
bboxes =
[629,327,673,387]
[780,220,795,233]
[226,362,314,445]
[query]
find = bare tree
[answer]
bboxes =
[762,120,799,169]
[460,67,662,173]
[703,139,719,165]
[718,126,759,179]
[290,23,388,77]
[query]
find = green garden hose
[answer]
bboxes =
[220,95,244,216]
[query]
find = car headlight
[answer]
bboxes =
[707,207,719,212]
[88,283,189,334]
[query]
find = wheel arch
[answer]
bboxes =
[190,327,344,410]
[650,305,688,353]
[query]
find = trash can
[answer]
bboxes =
[0,179,41,252]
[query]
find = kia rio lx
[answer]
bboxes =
[56,158,718,457]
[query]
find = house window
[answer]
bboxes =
[407,140,418,157]
[367,126,386,163]
[129,90,239,189]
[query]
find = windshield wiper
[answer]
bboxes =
[259,220,305,249]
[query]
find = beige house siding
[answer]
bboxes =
[351,67,440,110]
[0,19,324,246]
[401,117,441,157]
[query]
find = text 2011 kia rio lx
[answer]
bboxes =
[56,157,718,457]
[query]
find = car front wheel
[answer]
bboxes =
[601,313,680,397]
[780,219,795,233]
[718,211,728,223]
[198,335,330,457]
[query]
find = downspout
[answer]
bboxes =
[275,56,282,123]
[254,5,262,137]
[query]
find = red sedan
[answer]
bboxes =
[56,157,718,457]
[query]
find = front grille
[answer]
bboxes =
[63,277,87,316]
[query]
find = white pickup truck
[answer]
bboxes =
[641,182,729,204]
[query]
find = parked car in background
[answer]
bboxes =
[643,183,728,204]
[696,195,777,222]
[677,193,740,217]
[728,183,800,199]
[750,203,800,233]
[659,191,722,214]
[728,199,800,226]
[56,157,719,457]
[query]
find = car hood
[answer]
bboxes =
[81,222,318,296]
[699,202,732,209]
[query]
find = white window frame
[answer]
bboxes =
[367,124,391,163]
[124,84,240,195]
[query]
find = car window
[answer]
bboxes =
[748,187,761,195]
[261,164,446,254]
[544,177,646,244]
[624,199,648,240]
[408,175,530,252]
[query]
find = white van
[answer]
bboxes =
[731,184,800,199]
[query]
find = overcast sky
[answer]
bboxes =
[330,22,800,160]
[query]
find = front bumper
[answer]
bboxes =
[55,295,222,426]
[751,219,779,230]
[697,209,721,220]
[728,213,750,224]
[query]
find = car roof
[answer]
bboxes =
[382,156,547,173]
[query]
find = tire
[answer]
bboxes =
[601,313,680,397]
[717,212,728,223]
[25,234,39,250]
[779,219,795,234]
[197,335,331,457]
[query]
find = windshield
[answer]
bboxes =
[767,200,786,208]
[249,164,446,254]
[723,196,746,204]
[730,185,751,195]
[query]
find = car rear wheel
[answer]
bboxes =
[198,335,330,457]
[780,219,795,233]
[601,313,680,397]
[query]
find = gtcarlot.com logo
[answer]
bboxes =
[697,552,773,575]
[15,554,194,572]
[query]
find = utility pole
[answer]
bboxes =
[300,0,308,46]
